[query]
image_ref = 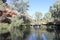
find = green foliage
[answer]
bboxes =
[0,15,31,39]
[9,17,24,37]
[47,25,55,30]
[40,25,47,30]
[50,0,60,21]
[0,3,6,10]
[11,0,29,12]
[9,0,31,39]
[0,0,2,1]
[43,12,54,22]
[35,12,42,19]
[0,16,24,37]
[35,12,42,24]
[0,23,9,33]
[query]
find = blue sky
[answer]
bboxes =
[28,0,56,17]
[7,0,56,17]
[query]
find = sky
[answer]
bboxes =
[7,0,56,17]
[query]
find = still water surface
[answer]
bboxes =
[28,32,47,40]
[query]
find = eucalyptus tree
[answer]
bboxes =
[10,0,29,14]
[35,12,42,24]
[43,12,54,22]
[50,1,60,39]
[10,0,31,40]
[50,0,60,21]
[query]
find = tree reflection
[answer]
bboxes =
[46,22,60,40]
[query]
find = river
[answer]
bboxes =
[24,30,55,40]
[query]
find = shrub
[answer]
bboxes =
[40,25,47,30]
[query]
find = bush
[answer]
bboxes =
[40,25,47,30]
[46,25,55,32]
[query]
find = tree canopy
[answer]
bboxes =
[43,12,54,22]
[34,12,42,24]
[50,0,60,21]
[0,0,31,40]
[10,0,29,13]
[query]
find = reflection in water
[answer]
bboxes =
[28,33,37,40]
[41,34,47,40]
[28,33,47,40]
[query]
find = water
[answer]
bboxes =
[28,33,47,40]
[28,33,37,40]
[41,34,47,40]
